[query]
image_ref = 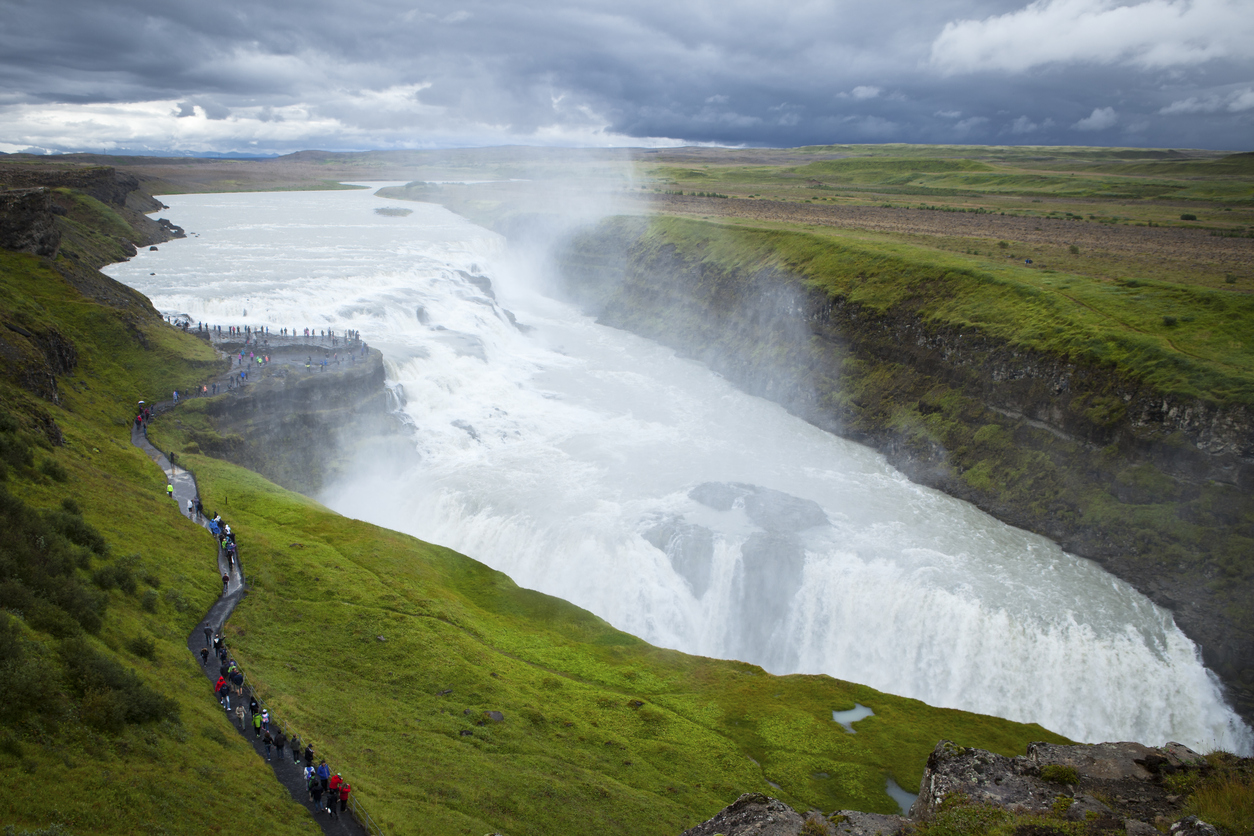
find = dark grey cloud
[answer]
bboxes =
[0,0,1250,153]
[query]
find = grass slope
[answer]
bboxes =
[0,250,312,834]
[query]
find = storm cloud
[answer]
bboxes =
[1,0,1250,153]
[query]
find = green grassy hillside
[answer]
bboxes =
[0,248,312,834]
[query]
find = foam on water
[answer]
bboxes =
[105,186,1253,754]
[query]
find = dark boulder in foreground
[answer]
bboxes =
[680,793,805,836]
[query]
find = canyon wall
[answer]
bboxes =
[555,216,1254,724]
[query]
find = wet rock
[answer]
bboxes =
[483,711,504,722]
[689,481,744,511]
[434,329,487,361]
[451,420,480,442]
[456,269,496,300]
[688,482,827,532]
[743,486,828,532]
[415,305,430,324]
[680,792,804,836]
[643,518,715,596]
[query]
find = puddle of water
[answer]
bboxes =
[885,777,918,815]
[832,703,874,732]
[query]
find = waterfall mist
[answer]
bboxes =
[104,184,1254,755]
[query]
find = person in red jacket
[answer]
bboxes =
[338,780,351,816]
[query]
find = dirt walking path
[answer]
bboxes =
[130,420,372,836]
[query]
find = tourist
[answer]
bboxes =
[263,729,273,761]
[316,759,331,791]
[309,776,324,810]
[273,728,287,763]
[338,780,352,816]
[252,709,263,738]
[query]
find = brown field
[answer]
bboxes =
[642,193,1254,286]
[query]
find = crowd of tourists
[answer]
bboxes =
[201,631,355,818]
[190,321,364,348]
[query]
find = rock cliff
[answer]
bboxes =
[169,343,409,496]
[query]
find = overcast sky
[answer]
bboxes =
[1,0,1251,154]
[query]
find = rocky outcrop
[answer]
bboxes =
[0,188,61,257]
[175,344,410,495]
[680,793,806,836]
[0,164,185,271]
[555,217,1254,724]
[681,740,1235,836]
[913,739,1208,832]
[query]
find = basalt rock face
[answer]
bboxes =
[0,189,61,257]
[179,346,410,495]
[555,217,1254,724]
[0,164,184,270]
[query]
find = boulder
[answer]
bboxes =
[680,793,804,836]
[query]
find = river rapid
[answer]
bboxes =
[105,185,1253,755]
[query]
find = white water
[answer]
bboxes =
[105,186,1253,755]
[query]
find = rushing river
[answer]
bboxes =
[105,185,1253,754]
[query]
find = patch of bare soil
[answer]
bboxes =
[647,195,1254,275]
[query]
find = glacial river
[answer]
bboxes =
[105,185,1253,754]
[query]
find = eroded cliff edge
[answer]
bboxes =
[554,215,1254,725]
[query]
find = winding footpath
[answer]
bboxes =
[131,420,373,836]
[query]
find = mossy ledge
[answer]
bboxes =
[554,215,1254,725]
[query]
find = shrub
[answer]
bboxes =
[1040,764,1079,784]
[998,240,1009,249]
[126,635,156,661]
[141,588,159,613]
[1163,315,1178,327]
[1180,213,1197,221]
[92,564,136,595]
[1068,245,1079,254]
[38,459,67,482]
[59,636,179,728]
